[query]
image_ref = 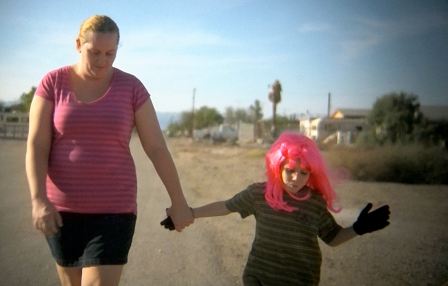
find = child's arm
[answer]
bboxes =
[161,201,231,231]
[191,201,231,218]
[328,203,390,246]
[328,227,358,247]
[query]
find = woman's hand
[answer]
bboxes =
[166,203,194,232]
[31,197,63,237]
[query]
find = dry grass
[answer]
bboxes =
[324,145,448,184]
[244,148,267,158]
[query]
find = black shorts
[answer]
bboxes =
[46,212,137,267]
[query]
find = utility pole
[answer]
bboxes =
[191,88,196,136]
[327,92,331,117]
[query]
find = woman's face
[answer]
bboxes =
[77,31,118,79]
[281,158,310,193]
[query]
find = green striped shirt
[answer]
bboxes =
[225,183,342,286]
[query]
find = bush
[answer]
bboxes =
[324,145,448,184]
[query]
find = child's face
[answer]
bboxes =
[281,158,310,193]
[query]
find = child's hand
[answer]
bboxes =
[161,206,194,231]
[353,203,390,235]
[160,216,175,231]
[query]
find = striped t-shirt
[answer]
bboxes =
[35,66,150,214]
[225,183,342,286]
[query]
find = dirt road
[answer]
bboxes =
[0,135,447,285]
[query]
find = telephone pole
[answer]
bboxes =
[191,88,196,136]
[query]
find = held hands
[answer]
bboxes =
[353,203,390,235]
[162,205,194,232]
[160,216,175,231]
[31,197,63,237]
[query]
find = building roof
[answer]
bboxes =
[329,108,370,119]
[419,106,448,122]
[330,106,447,122]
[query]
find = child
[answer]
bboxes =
[162,132,390,285]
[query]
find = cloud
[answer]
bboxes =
[338,11,447,62]
[299,23,331,33]
[121,27,238,51]
[339,33,382,61]
[115,25,283,76]
[357,12,447,38]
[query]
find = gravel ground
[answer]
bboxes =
[1,135,447,286]
[167,137,448,286]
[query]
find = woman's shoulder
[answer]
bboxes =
[42,66,70,78]
[113,68,140,81]
[112,68,147,88]
[37,66,70,91]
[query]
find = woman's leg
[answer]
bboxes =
[81,265,124,286]
[55,263,82,286]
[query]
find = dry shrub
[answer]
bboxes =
[324,145,448,184]
[245,149,267,158]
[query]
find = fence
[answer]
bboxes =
[1,124,28,139]
[0,112,29,140]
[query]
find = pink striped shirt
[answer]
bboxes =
[35,66,149,214]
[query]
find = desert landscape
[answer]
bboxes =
[0,134,447,285]
[164,136,448,286]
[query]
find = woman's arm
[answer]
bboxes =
[135,99,193,232]
[26,96,62,236]
[191,201,231,218]
[328,226,358,247]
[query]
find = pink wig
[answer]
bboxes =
[264,132,342,213]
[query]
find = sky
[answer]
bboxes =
[0,0,447,119]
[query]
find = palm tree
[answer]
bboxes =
[268,80,282,137]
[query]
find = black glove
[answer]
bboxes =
[353,203,390,235]
[160,216,175,231]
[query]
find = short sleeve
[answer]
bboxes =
[132,77,150,112]
[225,184,257,219]
[35,69,59,103]
[318,208,342,244]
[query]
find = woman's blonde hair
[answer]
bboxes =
[78,15,119,45]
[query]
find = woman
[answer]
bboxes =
[26,15,193,285]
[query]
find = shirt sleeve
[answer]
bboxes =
[35,69,58,103]
[225,184,257,219]
[132,76,150,112]
[318,207,343,244]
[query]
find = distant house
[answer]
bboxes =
[299,117,314,138]
[329,108,370,119]
[302,106,448,145]
[309,109,370,144]
[419,106,448,122]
